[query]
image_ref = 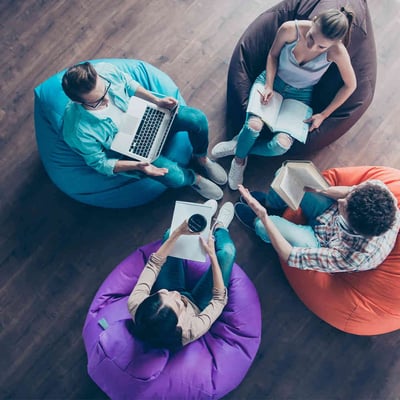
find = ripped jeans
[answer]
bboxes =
[235,72,313,159]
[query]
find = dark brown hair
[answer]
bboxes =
[61,62,98,102]
[347,182,397,236]
[133,292,183,352]
[314,7,355,47]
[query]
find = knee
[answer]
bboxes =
[255,219,270,243]
[254,219,263,235]
[218,241,236,263]
[185,108,208,132]
[275,133,293,150]
[247,116,263,132]
[164,164,188,188]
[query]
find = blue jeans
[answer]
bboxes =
[170,106,209,157]
[149,105,210,188]
[254,189,334,247]
[235,72,313,159]
[152,228,236,311]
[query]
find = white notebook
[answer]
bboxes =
[247,82,313,143]
[169,201,214,262]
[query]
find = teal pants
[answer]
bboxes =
[152,227,236,310]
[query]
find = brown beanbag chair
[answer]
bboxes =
[280,166,400,335]
[227,0,376,154]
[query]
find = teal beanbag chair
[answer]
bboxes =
[34,59,192,208]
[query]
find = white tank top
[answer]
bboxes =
[277,20,332,89]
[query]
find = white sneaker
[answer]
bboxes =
[198,157,227,185]
[228,158,247,190]
[214,202,234,229]
[203,199,218,217]
[191,175,223,200]
[211,135,238,159]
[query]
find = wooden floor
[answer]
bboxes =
[1,0,400,399]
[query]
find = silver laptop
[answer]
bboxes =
[111,96,179,162]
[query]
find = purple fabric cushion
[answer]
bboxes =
[82,241,262,399]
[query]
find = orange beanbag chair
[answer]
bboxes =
[280,166,400,335]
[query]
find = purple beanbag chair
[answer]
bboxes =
[82,241,262,399]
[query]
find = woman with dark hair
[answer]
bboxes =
[127,201,236,351]
[212,8,357,190]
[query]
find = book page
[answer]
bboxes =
[271,161,329,210]
[274,99,313,143]
[169,201,213,262]
[287,162,329,190]
[277,167,304,210]
[247,82,283,130]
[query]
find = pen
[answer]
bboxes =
[257,89,265,97]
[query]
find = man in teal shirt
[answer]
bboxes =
[62,62,226,200]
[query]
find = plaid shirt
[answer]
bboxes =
[288,204,400,273]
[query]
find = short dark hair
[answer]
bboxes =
[61,62,98,102]
[133,292,183,352]
[347,182,397,236]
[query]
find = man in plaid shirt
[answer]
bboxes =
[235,180,400,273]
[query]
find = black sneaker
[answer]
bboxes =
[239,191,284,217]
[234,203,257,231]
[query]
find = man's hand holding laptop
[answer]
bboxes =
[156,96,178,110]
[135,86,178,111]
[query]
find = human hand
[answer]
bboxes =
[304,113,325,132]
[303,186,322,194]
[238,184,268,219]
[200,232,217,258]
[158,220,198,258]
[136,162,168,177]
[173,220,198,237]
[157,96,178,110]
[304,185,353,200]
[259,84,274,105]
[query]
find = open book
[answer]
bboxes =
[247,82,313,143]
[271,160,330,210]
[169,201,214,262]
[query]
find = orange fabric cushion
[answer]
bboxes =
[280,166,400,335]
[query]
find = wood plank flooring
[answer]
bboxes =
[1,0,400,399]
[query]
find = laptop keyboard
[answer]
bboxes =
[129,107,165,157]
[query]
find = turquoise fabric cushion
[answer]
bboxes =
[34,59,192,208]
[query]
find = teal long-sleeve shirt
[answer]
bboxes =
[62,62,140,176]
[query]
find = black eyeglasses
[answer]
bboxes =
[82,76,111,109]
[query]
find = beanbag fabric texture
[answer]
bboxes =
[227,0,376,154]
[280,166,400,335]
[82,241,262,399]
[34,59,192,208]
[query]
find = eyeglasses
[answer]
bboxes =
[82,76,111,109]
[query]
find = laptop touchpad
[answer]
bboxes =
[120,113,139,134]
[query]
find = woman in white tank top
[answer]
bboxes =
[212,8,357,190]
